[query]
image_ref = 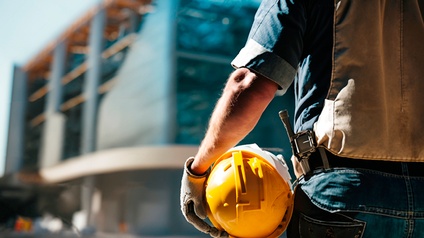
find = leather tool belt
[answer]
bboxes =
[279,109,424,178]
[279,110,329,175]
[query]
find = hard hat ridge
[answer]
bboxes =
[205,144,294,238]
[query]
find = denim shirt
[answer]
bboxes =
[232,0,424,162]
[232,0,334,133]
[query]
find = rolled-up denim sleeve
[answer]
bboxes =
[231,0,307,95]
[232,39,296,95]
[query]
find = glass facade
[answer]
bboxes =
[175,0,294,156]
[21,0,294,169]
[176,0,258,144]
[177,0,259,56]
[22,3,142,168]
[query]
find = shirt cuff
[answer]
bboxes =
[231,39,296,95]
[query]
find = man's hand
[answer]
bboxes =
[180,157,228,238]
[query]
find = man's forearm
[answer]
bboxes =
[190,68,279,175]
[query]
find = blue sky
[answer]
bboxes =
[0,0,100,175]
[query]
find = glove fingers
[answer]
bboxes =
[210,228,229,238]
[181,158,226,237]
[186,209,214,232]
[181,195,206,218]
[194,199,207,219]
[185,201,219,234]
[186,211,228,238]
[185,201,229,238]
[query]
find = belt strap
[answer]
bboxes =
[300,147,330,175]
[318,147,330,170]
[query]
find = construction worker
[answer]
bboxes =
[180,0,424,237]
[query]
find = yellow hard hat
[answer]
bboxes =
[205,144,294,238]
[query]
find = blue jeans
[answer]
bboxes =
[287,166,424,237]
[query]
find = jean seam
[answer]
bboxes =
[403,162,415,237]
[299,213,366,238]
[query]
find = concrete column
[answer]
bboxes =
[96,0,179,149]
[80,6,106,233]
[46,41,67,114]
[39,40,67,168]
[81,6,105,155]
[5,66,27,174]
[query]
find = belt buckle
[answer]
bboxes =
[292,130,317,174]
[293,130,317,158]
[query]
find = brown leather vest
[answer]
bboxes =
[314,0,424,161]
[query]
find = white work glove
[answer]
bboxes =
[180,157,228,238]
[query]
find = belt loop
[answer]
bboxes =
[318,147,330,170]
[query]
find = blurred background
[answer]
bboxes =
[0,0,295,237]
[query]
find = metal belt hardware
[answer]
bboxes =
[279,110,321,175]
[292,130,317,159]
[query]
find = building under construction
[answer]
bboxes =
[4,0,294,236]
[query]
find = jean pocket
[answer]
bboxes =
[299,213,365,238]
